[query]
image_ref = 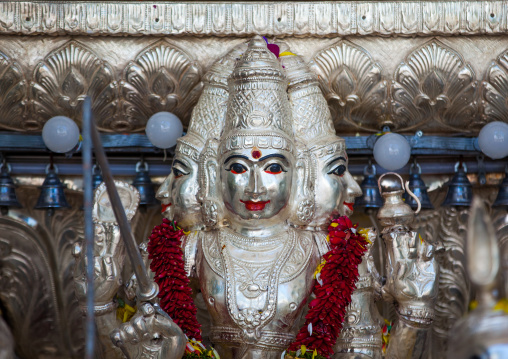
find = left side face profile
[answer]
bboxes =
[155,150,202,229]
[220,147,293,222]
[156,173,173,218]
[169,154,202,228]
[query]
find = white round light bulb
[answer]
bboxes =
[373,132,411,171]
[478,121,508,159]
[42,116,80,153]
[146,112,183,149]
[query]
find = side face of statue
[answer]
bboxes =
[156,139,203,229]
[310,144,361,224]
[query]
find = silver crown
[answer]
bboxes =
[280,53,344,156]
[220,36,294,156]
[177,43,248,158]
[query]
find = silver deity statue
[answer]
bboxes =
[196,36,320,358]
[78,38,445,359]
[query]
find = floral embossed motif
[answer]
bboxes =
[310,41,388,134]
[121,41,203,132]
[0,50,27,131]
[481,48,508,126]
[30,41,118,131]
[391,41,478,133]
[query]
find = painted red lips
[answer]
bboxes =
[343,202,354,211]
[161,203,172,213]
[240,200,270,211]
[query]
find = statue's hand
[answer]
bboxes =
[74,223,125,307]
[383,229,438,326]
[110,302,187,359]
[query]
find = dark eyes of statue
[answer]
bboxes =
[264,164,285,174]
[228,163,247,174]
[172,167,188,178]
[227,163,286,175]
[328,165,346,177]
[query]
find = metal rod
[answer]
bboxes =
[82,97,95,359]
[85,99,158,302]
[5,159,507,177]
[0,132,485,154]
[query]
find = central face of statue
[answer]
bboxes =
[220,147,293,224]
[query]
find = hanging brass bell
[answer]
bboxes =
[35,165,71,210]
[355,163,384,209]
[132,161,158,206]
[91,164,104,192]
[404,162,434,210]
[0,163,21,214]
[442,162,473,207]
[80,165,104,211]
[492,167,508,208]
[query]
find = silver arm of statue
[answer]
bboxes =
[110,303,187,359]
[73,213,126,359]
[77,97,186,359]
[382,225,438,359]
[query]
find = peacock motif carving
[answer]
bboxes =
[0,50,27,131]
[310,40,388,134]
[121,40,203,131]
[480,48,508,125]
[391,41,478,133]
[30,40,118,132]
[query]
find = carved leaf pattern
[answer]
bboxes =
[432,206,470,356]
[0,188,85,358]
[310,41,388,134]
[391,41,478,133]
[0,50,27,131]
[0,234,58,358]
[121,41,203,131]
[30,41,118,132]
[481,49,508,124]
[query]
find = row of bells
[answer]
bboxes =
[355,165,508,210]
[0,163,159,213]
[1,164,507,213]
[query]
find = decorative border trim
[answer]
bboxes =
[1,1,506,37]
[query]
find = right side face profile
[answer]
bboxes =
[308,140,362,226]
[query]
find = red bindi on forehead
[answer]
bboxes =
[251,147,262,160]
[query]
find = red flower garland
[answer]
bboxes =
[288,216,368,358]
[147,218,202,341]
[147,216,366,358]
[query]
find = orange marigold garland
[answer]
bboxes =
[288,216,368,358]
[147,218,202,342]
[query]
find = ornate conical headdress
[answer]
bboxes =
[280,54,344,157]
[280,52,347,226]
[219,36,294,156]
[176,43,247,159]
